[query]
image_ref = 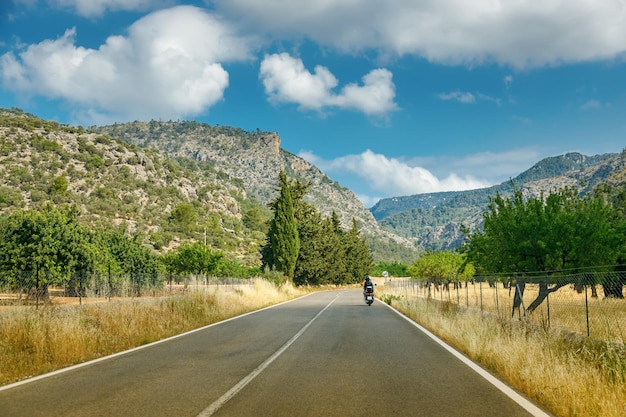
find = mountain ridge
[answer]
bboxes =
[3,107,624,261]
[94,120,414,248]
[0,108,419,264]
[371,150,626,251]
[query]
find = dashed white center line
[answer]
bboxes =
[196,294,340,417]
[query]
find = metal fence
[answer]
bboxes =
[0,270,255,308]
[384,271,626,344]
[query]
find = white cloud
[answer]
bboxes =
[260,53,397,115]
[300,147,544,206]
[301,149,492,197]
[416,148,542,184]
[213,0,626,68]
[438,91,475,104]
[438,91,501,105]
[49,0,173,17]
[0,6,255,124]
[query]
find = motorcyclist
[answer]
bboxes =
[363,275,374,296]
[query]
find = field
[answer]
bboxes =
[380,280,626,417]
[0,279,306,386]
[387,278,626,343]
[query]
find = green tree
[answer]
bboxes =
[169,203,197,233]
[0,203,95,292]
[462,184,624,310]
[343,218,373,283]
[242,205,269,233]
[100,228,161,295]
[262,171,300,279]
[408,250,474,291]
[173,242,223,276]
[320,215,347,285]
[49,176,68,195]
[370,261,409,277]
[293,204,326,285]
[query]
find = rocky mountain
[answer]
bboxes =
[94,120,416,257]
[0,108,419,264]
[5,107,620,262]
[371,151,626,251]
[0,108,262,258]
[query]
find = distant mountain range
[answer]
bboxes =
[2,107,624,261]
[370,151,626,251]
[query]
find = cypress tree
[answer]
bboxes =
[263,171,300,279]
[293,208,326,285]
[322,215,347,285]
[344,218,374,283]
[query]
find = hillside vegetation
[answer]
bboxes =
[0,108,419,266]
[0,108,265,263]
[96,117,419,262]
[372,151,626,250]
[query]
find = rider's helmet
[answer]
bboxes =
[365,275,371,281]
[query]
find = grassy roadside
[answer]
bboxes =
[379,288,626,417]
[0,279,307,386]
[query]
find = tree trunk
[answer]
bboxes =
[603,284,624,298]
[511,280,526,318]
[527,280,569,312]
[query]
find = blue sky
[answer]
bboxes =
[1,1,625,207]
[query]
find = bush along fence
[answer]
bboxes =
[0,268,255,308]
[386,270,626,344]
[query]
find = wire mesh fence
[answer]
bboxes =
[0,269,255,308]
[385,271,626,344]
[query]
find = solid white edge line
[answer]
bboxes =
[0,292,316,393]
[380,301,554,417]
[196,293,340,417]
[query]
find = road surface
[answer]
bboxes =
[0,289,553,416]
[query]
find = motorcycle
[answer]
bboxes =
[364,290,374,306]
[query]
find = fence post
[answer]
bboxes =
[584,283,590,337]
[479,280,483,312]
[495,280,499,315]
[545,274,551,328]
[35,263,40,310]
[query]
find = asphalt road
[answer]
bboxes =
[0,289,553,416]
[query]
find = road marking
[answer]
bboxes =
[382,302,553,417]
[196,293,340,417]
[0,293,315,393]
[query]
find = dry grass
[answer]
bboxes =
[398,281,626,343]
[380,287,626,417]
[0,279,306,386]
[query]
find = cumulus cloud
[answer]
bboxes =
[213,0,626,68]
[300,147,544,206]
[0,6,254,124]
[259,53,397,115]
[411,148,542,184]
[301,149,492,197]
[49,0,174,17]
